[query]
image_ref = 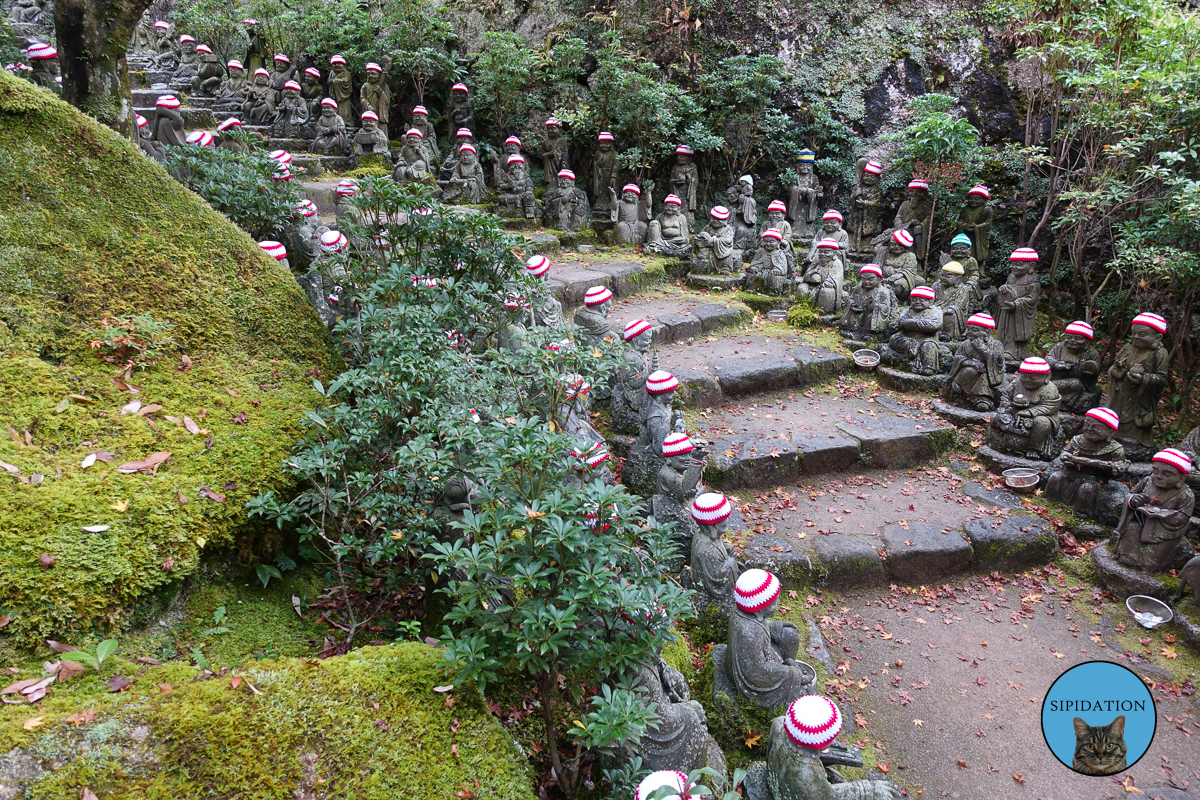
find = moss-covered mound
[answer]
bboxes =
[4,643,536,799]
[0,71,335,646]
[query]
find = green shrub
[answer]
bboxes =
[786,296,822,329]
[164,144,301,240]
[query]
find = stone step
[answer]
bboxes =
[609,293,752,347]
[544,256,665,306]
[134,107,217,129]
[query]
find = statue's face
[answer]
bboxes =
[546,127,560,139]
[322,107,335,118]
[284,88,299,99]
[965,325,986,340]
[1081,417,1114,444]
[363,119,377,132]
[183,42,197,54]
[710,217,727,231]
[622,190,637,203]
[461,151,476,167]
[273,58,287,71]
[304,75,318,86]
[1020,373,1048,391]
[505,143,519,155]
[412,114,423,125]
[768,210,783,224]
[739,179,752,192]
[1063,332,1089,352]
[725,187,738,203]
[634,329,653,351]
[967,194,985,208]
[817,249,834,265]
[598,299,613,316]
[798,162,812,174]
[1010,261,1033,277]
[1150,461,1186,491]
[762,238,778,253]
[512,164,528,180]
[230,67,244,78]
[910,296,929,313]
[763,597,780,617]
[333,64,346,75]
[599,141,613,152]
[666,453,690,469]
[888,241,903,255]
[452,88,467,102]
[862,274,881,290]
[1129,323,1163,350]
[368,71,382,84]
[254,75,268,86]
[908,187,926,202]
[951,243,970,260]
[558,177,573,190]
[823,219,839,233]
[663,204,679,217]
[862,172,878,186]
[940,270,961,287]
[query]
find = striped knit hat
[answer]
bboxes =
[910,285,936,301]
[156,95,181,109]
[216,117,242,131]
[335,179,358,196]
[330,54,347,65]
[768,199,787,213]
[321,97,338,109]
[676,144,694,155]
[1064,321,1094,339]
[967,312,996,329]
[179,34,195,44]
[557,169,575,180]
[863,160,883,175]
[951,233,972,247]
[823,209,843,222]
[622,184,641,196]
[968,185,990,198]
[452,82,468,92]
[662,433,695,458]
[545,117,560,126]
[283,79,301,91]
[362,110,379,122]
[709,206,730,221]
[319,230,348,253]
[785,695,843,750]
[269,149,292,165]
[816,237,840,250]
[645,370,680,395]
[185,131,215,147]
[405,128,424,139]
[294,199,318,217]
[573,442,610,469]
[1085,407,1119,431]
[635,770,693,800]
[456,128,473,138]
[892,229,914,248]
[304,67,321,78]
[1010,247,1039,262]
[226,59,243,70]
[691,492,732,525]
[505,135,521,146]
[1019,357,1051,375]
[525,255,551,277]
[1132,312,1167,333]
[797,149,816,162]
[941,261,964,274]
[584,286,613,306]
[459,142,477,154]
[598,131,615,142]
[273,53,289,63]
[761,228,783,241]
[664,194,682,206]
[413,105,428,116]
[196,44,213,54]
[136,114,148,129]
[258,240,287,260]
[908,179,929,190]
[272,167,292,182]
[860,264,883,277]
[365,62,382,73]
[734,569,781,613]
[254,68,270,78]
[623,319,652,341]
[1153,448,1192,474]
[154,20,169,29]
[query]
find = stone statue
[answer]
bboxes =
[798,238,844,313]
[288,199,327,272]
[943,313,1006,411]
[1046,321,1102,415]
[446,83,475,142]
[1114,448,1195,572]
[692,206,739,275]
[360,61,390,137]
[556,375,605,453]
[805,210,848,270]
[328,55,355,126]
[439,129,476,181]
[191,48,226,96]
[688,493,740,610]
[987,357,1064,461]
[539,118,570,187]
[646,195,691,257]
[726,569,815,708]
[524,256,565,331]
[592,132,619,213]
[1045,407,1129,525]
[1107,312,1170,459]
[746,230,791,295]
[611,319,653,434]
[311,99,350,155]
[497,135,523,175]
[410,106,439,168]
[273,80,310,139]
[573,286,615,347]
[150,21,177,71]
[241,19,268,74]
[955,185,993,266]
[268,53,296,103]
[219,60,248,99]
[174,36,200,79]
[892,178,934,263]
[498,293,530,353]
[787,150,823,243]
[393,129,431,184]
[948,233,984,310]
[624,369,687,497]
[766,696,900,800]
[933,261,971,340]
[886,286,950,375]
[649,435,706,565]
[135,114,165,162]
[543,169,591,232]
[26,43,59,89]
[840,265,898,342]
[996,248,1041,364]
[495,155,538,220]
[352,111,390,169]
[634,643,725,776]
[671,144,700,216]
[9,0,48,25]
[610,183,652,244]
[764,201,795,263]
[878,229,921,302]
[242,69,276,124]
[730,175,758,252]
[848,159,884,255]
[152,96,186,148]
[300,68,324,115]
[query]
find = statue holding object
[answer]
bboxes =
[787,150,823,243]
[848,159,884,256]
[943,313,1006,411]
[1107,312,1170,460]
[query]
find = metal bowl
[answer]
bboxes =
[1002,467,1040,493]
[1126,595,1173,629]
[853,348,880,371]
[767,309,788,322]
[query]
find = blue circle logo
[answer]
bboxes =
[1041,661,1156,776]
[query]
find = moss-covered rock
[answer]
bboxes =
[0,71,336,646]
[3,643,536,799]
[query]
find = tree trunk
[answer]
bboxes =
[53,0,152,137]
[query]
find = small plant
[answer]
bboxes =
[88,314,177,373]
[255,563,284,588]
[201,605,231,636]
[60,639,118,677]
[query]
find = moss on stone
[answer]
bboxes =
[660,628,695,685]
[731,291,784,314]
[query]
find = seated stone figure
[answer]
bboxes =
[219,60,249,99]
[745,229,791,295]
[1183,556,1200,609]
[805,209,848,270]
[987,357,1064,461]
[943,313,1006,411]
[693,206,739,275]
[573,286,615,347]
[726,569,815,709]
[840,264,898,342]
[242,69,276,123]
[191,47,226,96]
[948,233,984,311]
[611,319,653,434]
[151,96,186,147]
[651,435,706,563]
[886,286,949,375]
[495,154,537,219]
[687,492,740,611]
[311,99,349,155]
[568,441,612,489]
[625,370,687,497]
[524,256,565,333]
[798,237,844,313]
[646,194,691,257]
[879,229,921,301]
[352,111,390,169]
[610,183,652,244]
[1047,320,1102,415]
[933,261,971,340]
[766,696,899,800]
[392,128,430,184]
[763,200,795,264]
[438,143,487,204]
[542,169,591,232]
[272,80,309,138]
[1114,448,1195,572]
[1045,407,1130,525]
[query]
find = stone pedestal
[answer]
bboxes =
[876,365,947,394]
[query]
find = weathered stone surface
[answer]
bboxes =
[932,399,992,428]
[741,533,815,583]
[790,347,851,387]
[877,366,947,394]
[551,269,610,306]
[964,516,1057,572]
[588,261,644,297]
[836,417,955,469]
[656,312,702,344]
[705,434,800,489]
[521,232,561,255]
[880,521,973,584]
[811,534,885,587]
[686,273,742,291]
[714,356,797,397]
[962,481,1024,510]
[692,303,750,333]
[1174,607,1200,653]
[1092,544,1171,600]
[673,365,722,409]
[976,444,1055,476]
[792,432,861,474]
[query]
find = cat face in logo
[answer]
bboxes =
[1072,715,1127,775]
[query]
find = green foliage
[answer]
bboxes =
[700,55,790,181]
[173,0,246,63]
[470,32,539,137]
[59,639,119,676]
[786,296,822,330]
[86,314,178,372]
[164,145,301,241]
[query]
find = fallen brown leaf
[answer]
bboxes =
[22,715,45,730]
[65,709,97,726]
[116,451,171,475]
[104,674,132,692]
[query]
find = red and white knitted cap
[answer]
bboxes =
[283,79,301,91]
[1153,448,1192,474]
[768,199,787,213]
[154,20,169,29]
[968,185,990,198]
[525,255,551,277]
[226,59,243,70]
[1010,247,1039,262]
[645,370,680,395]
[635,770,694,800]
[216,117,242,131]
[863,160,883,175]
[185,131,215,146]
[910,285,936,300]
[362,110,379,122]
[1065,321,1094,339]
[365,62,382,72]
[254,68,270,78]
[734,568,781,613]
[258,240,287,260]
[179,34,195,43]
[135,114,149,129]
[330,54,347,65]
[908,179,929,190]
[413,105,428,116]
[452,82,468,92]
[319,230,348,253]
[761,228,783,241]
[584,286,613,306]
[622,184,641,196]
[664,194,682,206]
[321,97,338,109]
[967,312,996,329]
[676,144,694,155]
[1019,357,1051,375]
[573,442,610,469]
[816,237,840,250]
[860,263,883,277]
[709,205,730,220]
[785,695,843,750]
[241,17,256,24]
[458,142,477,154]
[304,67,321,78]
[1132,312,1167,333]
[269,149,292,164]
[456,128,473,138]
[504,135,521,146]
[691,492,732,524]
[823,209,843,222]
[156,95,181,109]
[196,44,213,54]
[892,229,914,248]
[335,179,358,195]
[294,199,318,217]
[545,117,561,126]
[272,167,292,181]
[1085,407,1120,431]
[557,169,575,180]
[558,373,589,398]
[273,52,289,63]
[624,319,652,341]
[662,433,695,457]
[598,131,615,142]
[405,128,424,139]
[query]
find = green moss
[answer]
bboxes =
[732,291,785,314]
[343,165,392,179]
[660,628,695,685]
[786,297,822,330]
[0,71,336,646]
[8,644,536,799]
